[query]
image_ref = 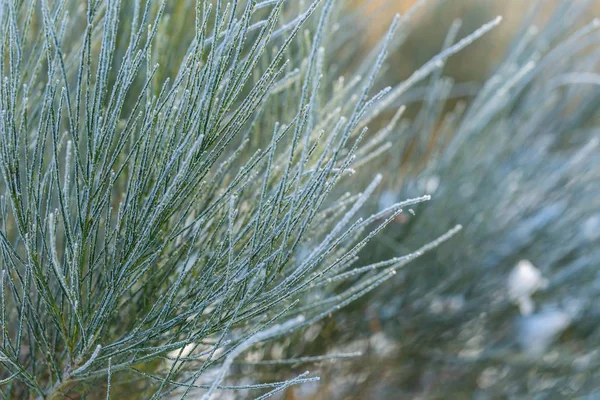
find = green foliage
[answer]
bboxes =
[0,0,502,398]
[293,1,600,398]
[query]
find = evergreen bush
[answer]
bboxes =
[0,0,501,398]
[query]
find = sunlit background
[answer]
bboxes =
[272,1,600,398]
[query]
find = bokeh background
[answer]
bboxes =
[256,0,600,398]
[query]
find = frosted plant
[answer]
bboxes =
[0,0,501,398]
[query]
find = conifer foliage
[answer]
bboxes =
[0,0,502,398]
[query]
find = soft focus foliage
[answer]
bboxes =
[287,1,600,398]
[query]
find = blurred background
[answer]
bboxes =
[256,0,600,398]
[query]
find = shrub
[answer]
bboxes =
[0,0,502,398]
